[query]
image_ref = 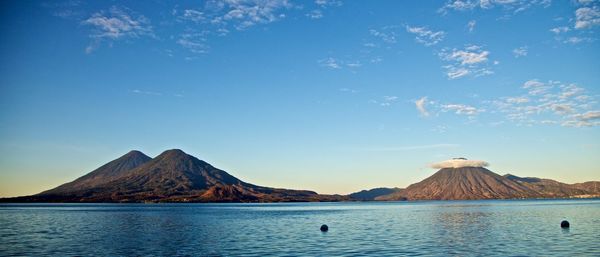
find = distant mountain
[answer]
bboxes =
[504,174,598,198]
[377,167,542,200]
[349,187,403,201]
[2,149,346,203]
[572,181,600,194]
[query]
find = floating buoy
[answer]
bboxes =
[560,220,570,228]
[320,224,329,232]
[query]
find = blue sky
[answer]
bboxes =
[1,0,599,197]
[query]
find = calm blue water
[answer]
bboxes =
[1,200,599,256]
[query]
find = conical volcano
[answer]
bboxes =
[378,166,541,200]
[39,150,152,196]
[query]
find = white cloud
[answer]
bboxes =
[383,96,398,101]
[131,89,162,96]
[445,67,471,79]
[575,6,600,29]
[315,0,343,7]
[306,9,323,19]
[512,46,528,57]
[574,110,600,121]
[425,79,598,128]
[442,104,483,115]
[467,20,476,32]
[319,57,362,70]
[444,46,489,65]
[179,9,205,23]
[506,96,529,103]
[346,61,362,68]
[550,26,570,34]
[415,97,430,117]
[439,45,493,79]
[560,84,584,99]
[177,32,210,54]
[374,96,399,107]
[430,158,489,169]
[370,28,397,44]
[216,0,293,30]
[495,79,599,127]
[522,79,551,95]
[563,36,591,44]
[306,0,342,19]
[405,25,446,46]
[551,103,574,114]
[319,57,341,69]
[82,6,153,53]
[439,0,551,14]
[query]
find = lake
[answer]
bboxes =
[1,200,599,256]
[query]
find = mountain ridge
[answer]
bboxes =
[2,149,346,203]
[2,152,598,202]
[369,167,599,201]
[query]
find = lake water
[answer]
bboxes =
[1,200,599,256]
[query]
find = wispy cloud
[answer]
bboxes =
[315,0,343,7]
[131,89,162,96]
[307,0,342,19]
[178,9,205,23]
[306,9,323,19]
[371,96,399,107]
[131,89,184,98]
[169,0,297,55]
[212,0,293,30]
[550,26,570,34]
[441,104,483,116]
[439,45,493,79]
[318,57,361,70]
[177,32,210,54]
[490,79,599,127]
[467,20,476,32]
[318,57,342,69]
[415,97,430,117]
[82,6,153,53]
[405,25,446,46]
[439,0,551,14]
[575,6,600,29]
[369,27,399,44]
[512,46,528,58]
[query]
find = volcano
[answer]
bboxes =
[376,166,542,200]
[4,149,345,203]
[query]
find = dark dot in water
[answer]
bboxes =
[560,220,570,228]
[320,224,328,232]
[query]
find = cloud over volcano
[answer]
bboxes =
[430,158,489,169]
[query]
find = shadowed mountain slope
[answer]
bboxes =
[504,174,597,197]
[39,150,152,195]
[349,187,403,201]
[3,149,346,203]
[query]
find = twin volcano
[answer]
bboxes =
[18,149,345,203]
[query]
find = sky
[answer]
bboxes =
[1,0,599,197]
